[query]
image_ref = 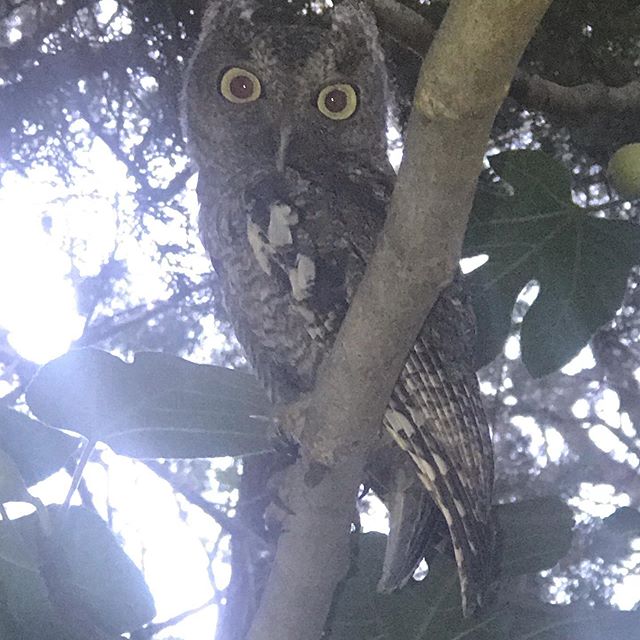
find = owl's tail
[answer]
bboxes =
[367,440,446,592]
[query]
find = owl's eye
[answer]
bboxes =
[317,83,358,121]
[219,67,262,104]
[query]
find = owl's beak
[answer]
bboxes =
[276,125,292,173]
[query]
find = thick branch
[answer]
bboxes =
[246,2,553,640]
[305,0,554,462]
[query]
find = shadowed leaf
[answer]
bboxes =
[0,516,62,639]
[509,603,640,640]
[0,506,155,636]
[45,506,156,633]
[464,151,640,376]
[328,497,574,640]
[0,407,80,487]
[0,447,33,504]
[497,497,574,577]
[327,533,508,640]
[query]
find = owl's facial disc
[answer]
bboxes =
[316,83,358,121]
[219,67,262,104]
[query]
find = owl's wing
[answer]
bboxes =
[384,279,495,615]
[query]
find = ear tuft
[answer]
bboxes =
[332,0,378,36]
[331,0,384,64]
[201,0,260,34]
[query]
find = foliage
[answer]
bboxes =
[465,151,640,376]
[26,348,274,457]
[1,350,635,639]
[0,408,80,486]
[327,498,576,640]
[0,505,155,639]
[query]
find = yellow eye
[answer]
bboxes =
[219,67,262,104]
[317,83,358,120]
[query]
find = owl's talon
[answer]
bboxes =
[273,393,313,442]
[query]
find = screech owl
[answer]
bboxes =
[183,0,494,615]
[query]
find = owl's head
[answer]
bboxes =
[182,0,390,181]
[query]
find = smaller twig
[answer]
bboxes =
[145,461,274,551]
[130,597,216,639]
[63,458,99,514]
[62,438,96,513]
[368,0,436,56]
[511,71,640,119]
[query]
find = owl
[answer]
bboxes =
[182,0,494,615]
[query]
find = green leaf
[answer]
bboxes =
[496,497,574,577]
[46,507,156,633]
[328,498,574,640]
[510,603,640,640]
[0,447,33,504]
[2,506,155,636]
[590,507,640,563]
[0,517,63,639]
[327,533,509,640]
[0,407,80,486]
[467,253,530,370]
[602,506,640,535]
[26,348,274,458]
[464,151,640,376]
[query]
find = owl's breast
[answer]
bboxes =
[198,166,390,401]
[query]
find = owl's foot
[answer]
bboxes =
[273,393,313,443]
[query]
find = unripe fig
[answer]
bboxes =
[608,143,640,199]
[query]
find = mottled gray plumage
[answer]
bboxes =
[183,0,494,614]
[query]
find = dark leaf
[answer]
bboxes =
[328,497,574,639]
[26,349,274,458]
[464,151,640,376]
[603,506,640,535]
[0,447,33,504]
[0,517,63,640]
[45,507,156,633]
[591,507,640,563]
[326,533,508,640]
[0,407,80,487]
[510,603,640,640]
[496,497,574,577]
[467,254,530,370]
[2,506,155,636]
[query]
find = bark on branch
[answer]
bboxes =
[510,71,640,120]
[246,2,553,640]
[370,0,640,122]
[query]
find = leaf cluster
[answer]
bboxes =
[0,348,638,638]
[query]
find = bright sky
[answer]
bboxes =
[0,127,224,636]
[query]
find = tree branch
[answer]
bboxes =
[245,2,553,640]
[368,0,436,56]
[510,71,640,120]
[370,0,640,122]
[145,460,273,551]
